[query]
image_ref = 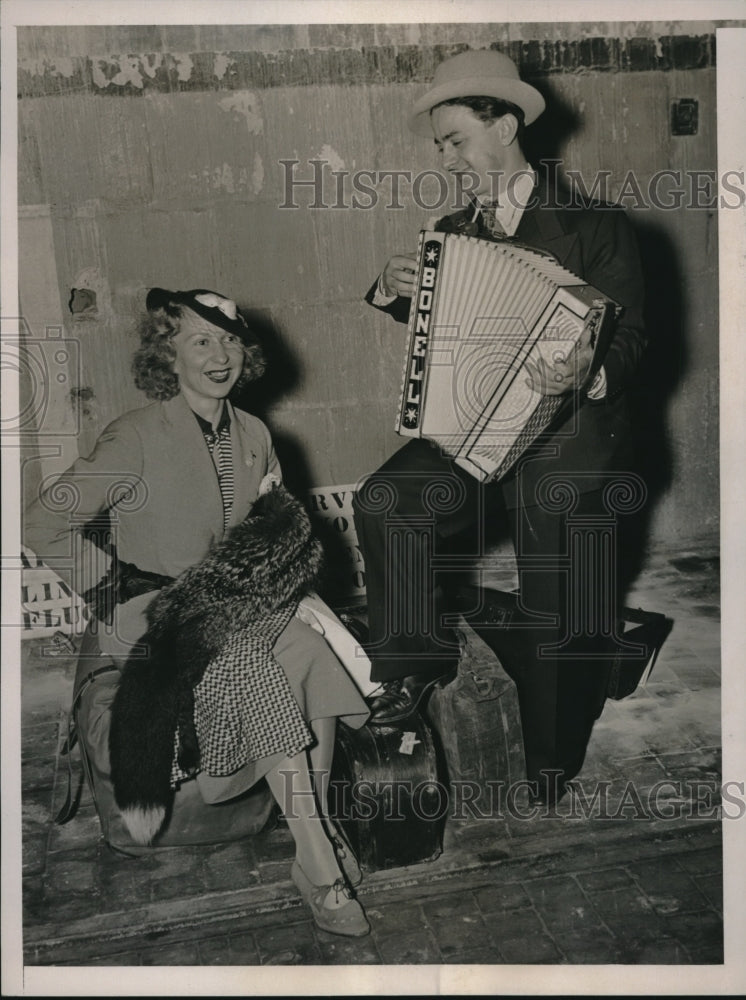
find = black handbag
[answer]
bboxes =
[454,585,673,702]
[605,606,674,700]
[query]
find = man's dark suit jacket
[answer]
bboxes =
[365,177,646,506]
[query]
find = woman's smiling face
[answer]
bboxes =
[171,308,245,406]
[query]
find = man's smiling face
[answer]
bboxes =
[431,103,514,199]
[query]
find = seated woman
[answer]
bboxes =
[24,287,370,938]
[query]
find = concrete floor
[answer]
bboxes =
[13,532,742,993]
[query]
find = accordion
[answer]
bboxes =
[395,230,620,483]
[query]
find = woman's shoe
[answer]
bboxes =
[291,860,370,938]
[328,822,362,886]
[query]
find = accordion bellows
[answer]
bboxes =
[396,231,619,483]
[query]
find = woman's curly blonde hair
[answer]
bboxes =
[132,296,266,402]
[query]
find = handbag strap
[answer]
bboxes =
[55,663,121,825]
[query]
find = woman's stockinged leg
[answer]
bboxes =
[307,716,363,887]
[266,751,370,937]
[264,747,370,936]
[308,715,335,814]
[264,748,342,893]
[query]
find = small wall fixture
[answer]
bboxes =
[671,99,698,136]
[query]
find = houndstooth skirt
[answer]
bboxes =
[190,611,369,804]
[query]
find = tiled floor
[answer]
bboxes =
[17,534,731,973]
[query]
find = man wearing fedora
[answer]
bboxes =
[353,50,646,803]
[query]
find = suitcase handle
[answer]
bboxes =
[463,668,511,703]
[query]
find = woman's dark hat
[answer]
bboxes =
[146,287,260,346]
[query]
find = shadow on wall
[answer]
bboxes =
[621,216,685,589]
[522,80,583,167]
[232,305,316,499]
[527,79,688,595]
[232,305,357,603]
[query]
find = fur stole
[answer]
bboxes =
[108,483,322,845]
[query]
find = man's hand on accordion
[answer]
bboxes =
[380,253,418,298]
[524,339,594,396]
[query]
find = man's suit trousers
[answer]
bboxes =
[353,438,615,796]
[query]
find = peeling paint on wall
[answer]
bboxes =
[90,58,111,90]
[141,54,159,79]
[217,163,235,194]
[172,53,194,82]
[213,52,234,80]
[18,33,720,99]
[26,55,76,79]
[252,153,265,195]
[318,144,346,172]
[110,55,146,90]
[217,91,264,133]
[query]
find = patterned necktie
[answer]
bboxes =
[480,202,506,239]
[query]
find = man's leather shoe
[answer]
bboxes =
[368,668,457,725]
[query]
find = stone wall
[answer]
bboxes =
[17,21,726,548]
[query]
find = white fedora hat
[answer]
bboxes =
[408,49,545,136]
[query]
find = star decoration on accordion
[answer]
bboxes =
[403,406,419,427]
[424,244,441,265]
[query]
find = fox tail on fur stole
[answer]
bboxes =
[120,805,168,846]
[109,651,185,844]
[108,482,323,846]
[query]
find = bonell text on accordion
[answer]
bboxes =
[395,230,621,484]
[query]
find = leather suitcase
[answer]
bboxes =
[330,714,445,874]
[57,629,275,856]
[426,616,527,793]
